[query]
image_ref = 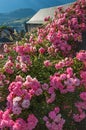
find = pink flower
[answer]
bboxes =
[4,44,9,53]
[32,78,40,90]
[0,120,9,128]
[13,96,22,102]
[43,116,48,121]
[74,78,80,86]
[27,114,38,130]
[44,107,65,130]
[0,110,14,129]
[12,106,22,115]
[15,75,24,82]
[21,99,30,108]
[76,51,86,62]
[12,118,27,130]
[54,107,60,114]
[21,63,28,72]
[66,67,73,77]
[48,87,54,94]
[0,54,4,59]
[80,92,86,101]
[4,60,14,74]
[60,74,67,80]
[49,111,56,120]
[54,114,61,123]
[26,75,32,82]
[4,80,10,85]
[46,121,52,129]
[9,82,21,92]
[80,71,86,79]
[64,78,74,86]
[73,112,86,122]
[8,81,23,96]
[5,68,14,74]
[51,122,59,130]
[50,75,64,90]
[42,83,49,90]
[18,55,31,65]
[46,93,56,104]
[44,16,50,21]
[55,62,64,69]
[44,60,52,67]
[71,17,78,26]
[0,110,3,121]
[35,88,43,96]
[67,85,75,92]
[16,45,24,55]
[39,47,45,54]
[16,62,21,69]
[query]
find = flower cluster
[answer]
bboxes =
[0,0,86,130]
[4,60,14,74]
[0,73,9,87]
[80,70,86,87]
[14,43,36,72]
[0,109,38,130]
[76,50,86,67]
[55,58,73,70]
[0,109,14,129]
[50,67,80,95]
[7,75,42,115]
[43,107,65,130]
[73,92,86,122]
[34,0,86,55]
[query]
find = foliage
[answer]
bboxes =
[0,0,86,130]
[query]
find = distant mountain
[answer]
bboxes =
[7,8,36,19]
[0,8,36,30]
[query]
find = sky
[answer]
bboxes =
[0,0,76,13]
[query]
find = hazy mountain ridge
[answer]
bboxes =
[0,8,36,30]
[7,8,36,19]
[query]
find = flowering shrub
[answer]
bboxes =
[43,107,65,130]
[0,0,86,130]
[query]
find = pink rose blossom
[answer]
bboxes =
[27,114,38,130]
[21,99,30,108]
[39,47,45,54]
[49,111,56,120]
[42,83,49,90]
[80,92,86,101]
[12,106,22,115]
[35,88,43,96]
[44,60,52,67]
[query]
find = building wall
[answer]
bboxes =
[26,24,42,32]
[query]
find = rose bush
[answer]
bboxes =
[0,0,86,130]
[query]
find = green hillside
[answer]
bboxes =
[0,8,36,30]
